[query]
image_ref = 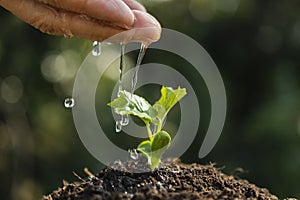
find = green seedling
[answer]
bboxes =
[108,86,186,169]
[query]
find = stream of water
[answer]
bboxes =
[131,43,147,94]
[115,43,148,133]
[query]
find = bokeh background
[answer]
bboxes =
[1,0,300,199]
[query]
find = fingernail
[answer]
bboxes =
[132,10,161,28]
[94,0,135,28]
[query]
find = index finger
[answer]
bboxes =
[35,0,135,28]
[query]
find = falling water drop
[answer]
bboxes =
[115,121,122,133]
[131,43,147,94]
[120,114,129,126]
[64,98,75,108]
[92,41,101,56]
[128,149,139,160]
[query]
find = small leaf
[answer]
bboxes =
[150,131,171,169]
[153,86,186,125]
[108,90,157,123]
[108,86,187,170]
[151,131,171,152]
[137,140,151,159]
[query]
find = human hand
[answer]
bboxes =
[0,0,161,44]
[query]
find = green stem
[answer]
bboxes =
[157,116,166,132]
[157,123,162,133]
[146,122,153,140]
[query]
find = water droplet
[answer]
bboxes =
[115,121,122,133]
[128,149,139,160]
[131,43,147,94]
[120,114,129,126]
[64,98,74,108]
[92,41,101,56]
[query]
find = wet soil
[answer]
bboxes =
[43,159,278,200]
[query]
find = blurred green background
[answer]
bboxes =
[1,0,300,199]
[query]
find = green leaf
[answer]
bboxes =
[153,86,187,126]
[150,131,171,169]
[108,90,157,123]
[137,131,171,170]
[137,140,151,159]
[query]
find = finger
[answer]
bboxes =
[131,10,161,43]
[106,10,161,45]
[0,0,161,42]
[35,0,135,28]
[0,0,124,40]
[122,0,146,12]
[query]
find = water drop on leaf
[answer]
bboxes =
[120,114,129,126]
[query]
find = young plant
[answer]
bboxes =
[108,86,186,169]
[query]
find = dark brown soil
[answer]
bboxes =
[43,159,278,200]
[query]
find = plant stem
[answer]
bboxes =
[157,117,165,132]
[157,123,162,132]
[146,122,153,140]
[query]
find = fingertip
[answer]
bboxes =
[122,0,147,12]
[132,10,161,43]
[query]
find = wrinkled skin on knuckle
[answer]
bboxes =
[29,15,52,34]
[28,6,64,36]
[36,0,83,14]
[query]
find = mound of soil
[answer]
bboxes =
[43,159,278,200]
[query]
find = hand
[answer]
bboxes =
[0,0,161,43]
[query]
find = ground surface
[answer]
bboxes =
[43,159,278,200]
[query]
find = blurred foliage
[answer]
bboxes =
[1,0,300,199]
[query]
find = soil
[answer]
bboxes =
[43,159,278,200]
